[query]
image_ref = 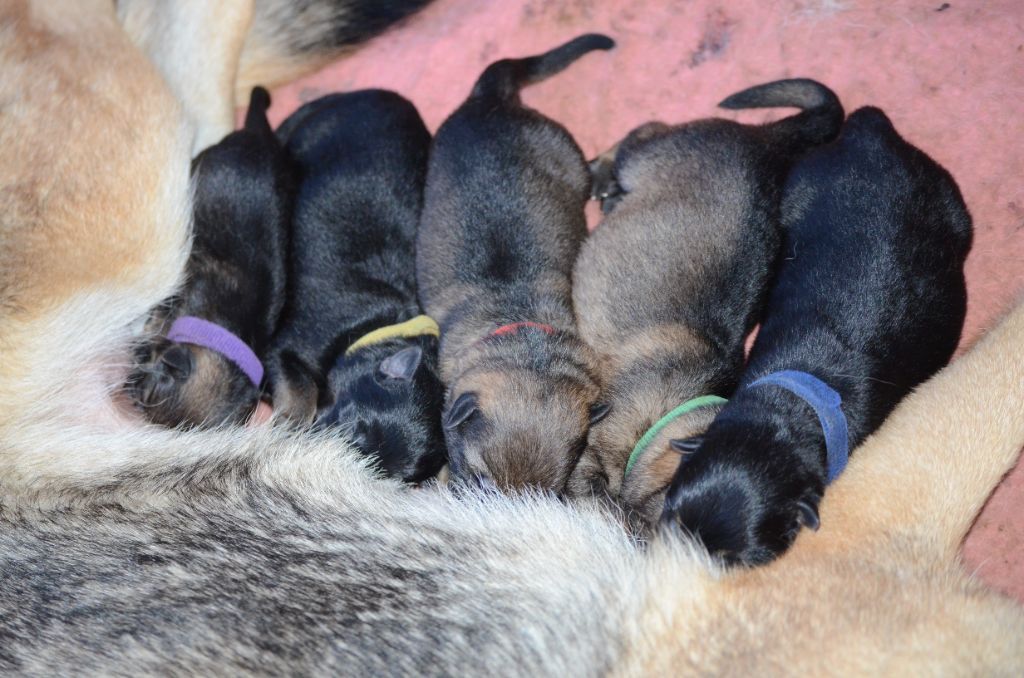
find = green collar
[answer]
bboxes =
[623,395,728,479]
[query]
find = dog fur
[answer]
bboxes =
[116,0,434,152]
[663,106,973,566]
[416,34,614,492]
[266,89,446,482]
[568,79,843,519]
[129,87,292,428]
[0,2,1022,674]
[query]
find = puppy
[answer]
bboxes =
[662,106,973,565]
[417,34,615,492]
[267,90,446,482]
[130,87,292,428]
[568,80,844,522]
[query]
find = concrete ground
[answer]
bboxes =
[267,0,1024,600]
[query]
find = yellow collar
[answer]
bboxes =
[345,315,440,355]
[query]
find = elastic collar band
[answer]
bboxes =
[746,370,850,483]
[624,395,727,478]
[166,316,264,387]
[346,315,440,355]
[488,321,556,338]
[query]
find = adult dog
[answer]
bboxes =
[1,1,1022,673]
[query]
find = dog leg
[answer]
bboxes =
[117,0,255,153]
[805,300,1024,561]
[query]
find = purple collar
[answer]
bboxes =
[166,316,264,387]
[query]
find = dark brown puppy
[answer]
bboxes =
[129,88,292,428]
[568,80,844,522]
[417,34,615,492]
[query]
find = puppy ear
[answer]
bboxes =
[589,402,611,425]
[669,436,704,454]
[380,345,423,381]
[443,392,479,430]
[795,499,821,532]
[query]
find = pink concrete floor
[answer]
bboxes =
[267,0,1024,600]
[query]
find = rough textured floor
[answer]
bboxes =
[267,0,1024,600]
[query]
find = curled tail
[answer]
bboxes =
[471,33,615,102]
[719,78,844,147]
[244,87,274,136]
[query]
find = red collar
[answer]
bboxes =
[488,321,557,338]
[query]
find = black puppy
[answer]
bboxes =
[662,107,973,565]
[130,87,292,428]
[267,90,446,483]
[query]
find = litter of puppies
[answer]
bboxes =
[129,33,972,556]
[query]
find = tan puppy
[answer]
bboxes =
[417,35,614,492]
[0,3,1022,673]
[569,80,843,516]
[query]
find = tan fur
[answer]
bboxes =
[1,3,1022,672]
[117,0,255,152]
[620,299,1024,673]
[0,0,192,473]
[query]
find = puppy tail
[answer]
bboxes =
[243,87,273,136]
[236,0,434,100]
[470,33,615,102]
[719,78,844,147]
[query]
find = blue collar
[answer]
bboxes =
[745,370,850,483]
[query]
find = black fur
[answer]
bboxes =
[266,90,445,481]
[662,107,973,565]
[319,334,446,483]
[129,87,292,427]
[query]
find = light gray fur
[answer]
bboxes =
[0,428,645,675]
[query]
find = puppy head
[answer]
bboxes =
[318,337,447,484]
[661,431,822,566]
[130,338,259,428]
[442,364,606,493]
[613,405,721,526]
[565,364,723,508]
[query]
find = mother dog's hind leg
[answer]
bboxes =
[117,0,255,153]
[800,300,1024,563]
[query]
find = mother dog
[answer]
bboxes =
[0,1,1022,673]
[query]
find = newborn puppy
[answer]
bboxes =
[268,90,446,481]
[662,107,973,565]
[568,80,843,522]
[130,87,292,428]
[417,34,615,492]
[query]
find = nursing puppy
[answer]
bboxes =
[568,79,843,519]
[663,107,973,565]
[268,90,446,481]
[130,87,292,428]
[417,34,614,492]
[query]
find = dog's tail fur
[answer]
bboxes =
[236,0,434,99]
[719,78,844,147]
[470,33,615,102]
